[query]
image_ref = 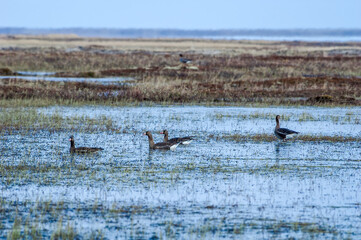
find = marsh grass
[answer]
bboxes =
[187,220,338,238]
[51,217,77,240]
[0,153,342,189]
[0,142,357,239]
[0,108,117,133]
[0,196,342,239]
[211,133,361,143]
[1,38,360,106]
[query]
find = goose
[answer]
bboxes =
[160,129,195,145]
[179,54,192,64]
[144,131,180,150]
[274,115,299,141]
[69,135,103,154]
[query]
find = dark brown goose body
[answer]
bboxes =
[144,131,180,150]
[160,130,195,145]
[69,136,103,154]
[274,115,299,141]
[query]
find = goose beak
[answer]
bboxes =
[159,131,164,134]
[143,133,146,135]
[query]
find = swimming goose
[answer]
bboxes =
[144,131,180,150]
[179,54,192,64]
[69,135,103,154]
[274,115,299,141]
[160,129,195,145]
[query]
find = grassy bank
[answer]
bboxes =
[0,76,359,106]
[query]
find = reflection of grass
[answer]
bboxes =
[188,219,338,238]
[211,133,361,142]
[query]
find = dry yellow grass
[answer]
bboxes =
[1,35,360,56]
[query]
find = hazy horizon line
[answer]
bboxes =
[1,27,361,39]
[1,27,361,30]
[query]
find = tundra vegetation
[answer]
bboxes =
[0,35,360,106]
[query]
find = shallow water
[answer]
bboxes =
[42,105,361,137]
[1,105,361,239]
[0,71,133,85]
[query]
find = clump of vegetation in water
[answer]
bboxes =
[0,108,117,133]
[211,133,361,143]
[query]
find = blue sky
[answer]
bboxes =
[2,0,360,29]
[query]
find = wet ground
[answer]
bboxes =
[0,71,133,85]
[1,105,361,239]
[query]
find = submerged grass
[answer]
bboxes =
[210,133,361,143]
[51,218,77,240]
[188,219,339,238]
[0,197,343,239]
[213,111,360,125]
[0,108,117,133]
[0,153,350,188]
[1,130,359,238]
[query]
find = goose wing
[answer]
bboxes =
[168,136,195,144]
[276,128,299,135]
[168,137,183,143]
[180,136,195,141]
[179,136,195,144]
[154,141,180,150]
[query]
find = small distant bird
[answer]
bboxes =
[69,135,104,154]
[179,54,192,64]
[274,115,299,141]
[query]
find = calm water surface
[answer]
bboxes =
[0,71,133,85]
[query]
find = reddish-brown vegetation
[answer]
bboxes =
[0,39,360,105]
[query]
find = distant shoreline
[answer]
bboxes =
[1,27,361,41]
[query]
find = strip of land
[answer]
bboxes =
[0,35,360,106]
